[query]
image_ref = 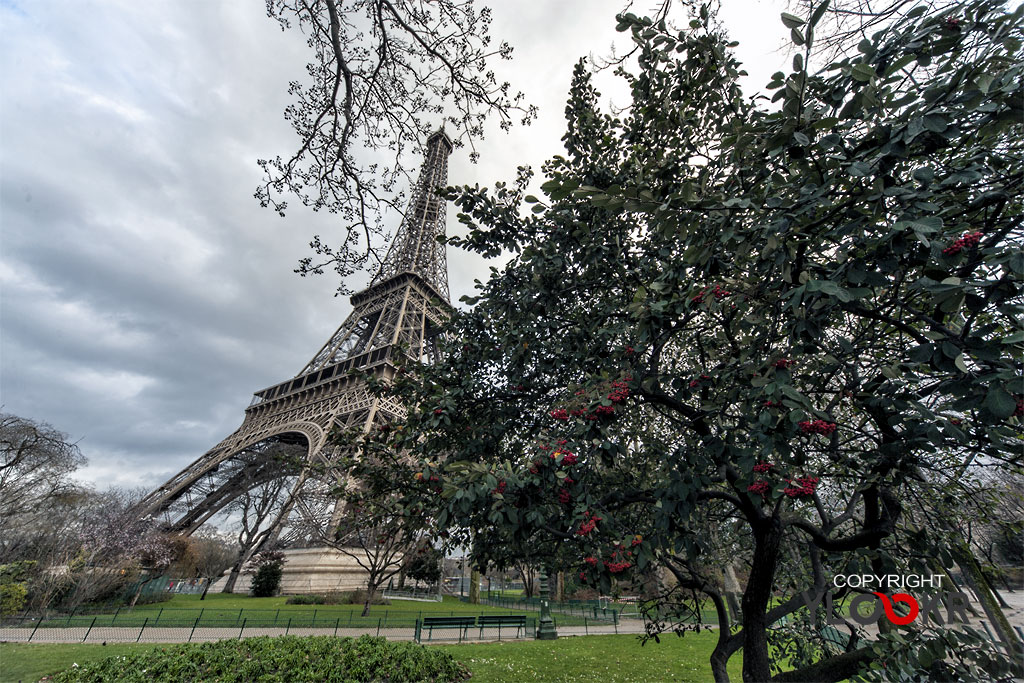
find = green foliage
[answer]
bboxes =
[49,636,470,683]
[248,551,284,598]
[353,1,1023,680]
[0,581,28,616]
[250,563,283,598]
[405,544,444,585]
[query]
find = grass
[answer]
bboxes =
[19,594,604,629]
[0,633,737,682]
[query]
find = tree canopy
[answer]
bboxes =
[348,1,1023,680]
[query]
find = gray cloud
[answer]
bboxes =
[0,0,787,494]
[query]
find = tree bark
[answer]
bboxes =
[469,568,481,604]
[952,541,1021,654]
[742,519,783,682]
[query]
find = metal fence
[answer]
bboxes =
[0,608,567,644]
[476,595,636,622]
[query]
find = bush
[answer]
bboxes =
[51,635,471,682]
[348,588,390,606]
[285,592,349,605]
[250,563,283,597]
[0,581,28,616]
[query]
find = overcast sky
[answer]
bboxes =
[0,0,790,491]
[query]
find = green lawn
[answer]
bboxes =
[23,594,602,629]
[0,633,738,683]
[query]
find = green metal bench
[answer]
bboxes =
[416,616,476,642]
[478,614,527,638]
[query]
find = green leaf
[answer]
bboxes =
[848,161,872,177]
[851,63,877,82]
[810,1,829,28]
[984,387,1016,419]
[524,195,539,204]
[781,12,806,28]
[793,53,804,72]
[954,354,968,373]
[791,28,805,45]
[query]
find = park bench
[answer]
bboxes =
[416,616,477,642]
[478,614,527,638]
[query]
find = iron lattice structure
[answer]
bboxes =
[134,130,454,549]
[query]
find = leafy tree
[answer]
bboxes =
[354,1,1023,680]
[404,543,444,586]
[258,0,536,292]
[249,550,286,597]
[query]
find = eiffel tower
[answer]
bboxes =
[135,131,453,582]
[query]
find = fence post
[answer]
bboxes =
[189,615,200,643]
[286,617,292,635]
[137,618,149,643]
[197,607,205,626]
[82,616,97,643]
[383,610,388,627]
[273,608,280,626]
[376,617,381,637]
[312,609,317,628]
[584,617,588,636]
[238,609,243,626]
[238,617,247,640]
[155,608,164,625]
[334,617,340,637]
[112,607,121,625]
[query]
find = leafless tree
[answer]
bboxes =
[221,476,294,593]
[257,0,536,292]
[0,413,87,561]
[317,489,421,616]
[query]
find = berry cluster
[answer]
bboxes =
[594,405,616,416]
[558,488,571,504]
[689,374,711,388]
[1015,397,1024,418]
[747,481,771,496]
[550,408,570,420]
[692,284,732,304]
[607,380,630,403]
[774,358,795,369]
[784,476,820,498]
[763,400,782,408]
[529,462,540,474]
[604,544,634,574]
[945,16,961,28]
[492,480,507,495]
[942,231,982,255]
[584,556,598,567]
[630,535,643,547]
[799,420,837,435]
[753,461,774,474]
[433,408,444,415]
[577,511,602,536]
[558,451,579,466]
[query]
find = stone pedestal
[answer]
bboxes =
[209,547,379,595]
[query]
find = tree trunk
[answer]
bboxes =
[741,520,782,683]
[469,568,480,604]
[723,563,744,624]
[362,581,377,617]
[952,541,1021,654]
[200,576,214,600]
[223,557,245,594]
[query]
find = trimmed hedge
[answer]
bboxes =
[51,635,470,682]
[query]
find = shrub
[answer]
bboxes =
[250,563,283,597]
[0,581,28,616]
[51,635,470,682]
[285,592,350,605]
[348,588,390,606]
